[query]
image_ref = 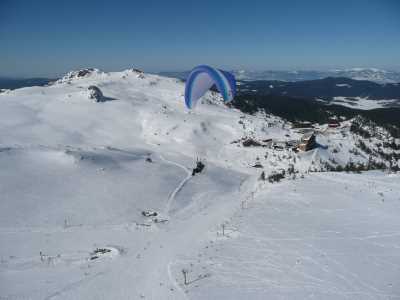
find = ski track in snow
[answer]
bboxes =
[0,143,249,299]
[158,153,193,216]
[43,271,105,300]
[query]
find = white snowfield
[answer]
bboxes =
[189,172,400,300]
[0,69,399,299]
[329,96,399,110]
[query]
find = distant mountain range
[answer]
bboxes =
[232,76,400,129]
[237,77,400,109]
[0,77,54,90]
[2,68,398,91]
[159,70,400,110]
[160,68,400,84]
[232,92,400,132]
[238,77,400,99]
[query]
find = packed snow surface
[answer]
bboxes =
[188,172,400,299]
[0,69,399,299]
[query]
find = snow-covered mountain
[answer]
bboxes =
[0,68,399,299]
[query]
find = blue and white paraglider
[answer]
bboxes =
[184,65,236,109]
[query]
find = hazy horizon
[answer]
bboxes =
[2,66,400,80]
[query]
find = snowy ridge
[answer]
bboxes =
[0,68,399,299]
[56,68,105,84]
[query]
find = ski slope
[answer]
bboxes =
[187,172,400,299]
[0,69,399,299]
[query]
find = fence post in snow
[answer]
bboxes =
[182,269,188,285]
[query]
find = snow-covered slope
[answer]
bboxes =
[0,69,399,299]
[0,69,273,171]
[188,172,400,299]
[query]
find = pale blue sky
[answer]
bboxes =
[1,0,399,77]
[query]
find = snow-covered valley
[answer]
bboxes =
[0,69,399,299]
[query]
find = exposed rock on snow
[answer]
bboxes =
[57,68,103,84]
[87,85,105,102]
[124,68,145,79]
[127,68,144,74]
[142,210,158,217]
[0,88,11,94]
[242,138,264,147]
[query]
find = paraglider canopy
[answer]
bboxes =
[184,65,236,109]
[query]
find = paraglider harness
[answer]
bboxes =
[192,159,205,176]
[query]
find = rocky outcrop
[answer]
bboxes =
[87,85,105,102]
[0,89,11,94]
[57,68,103,84]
